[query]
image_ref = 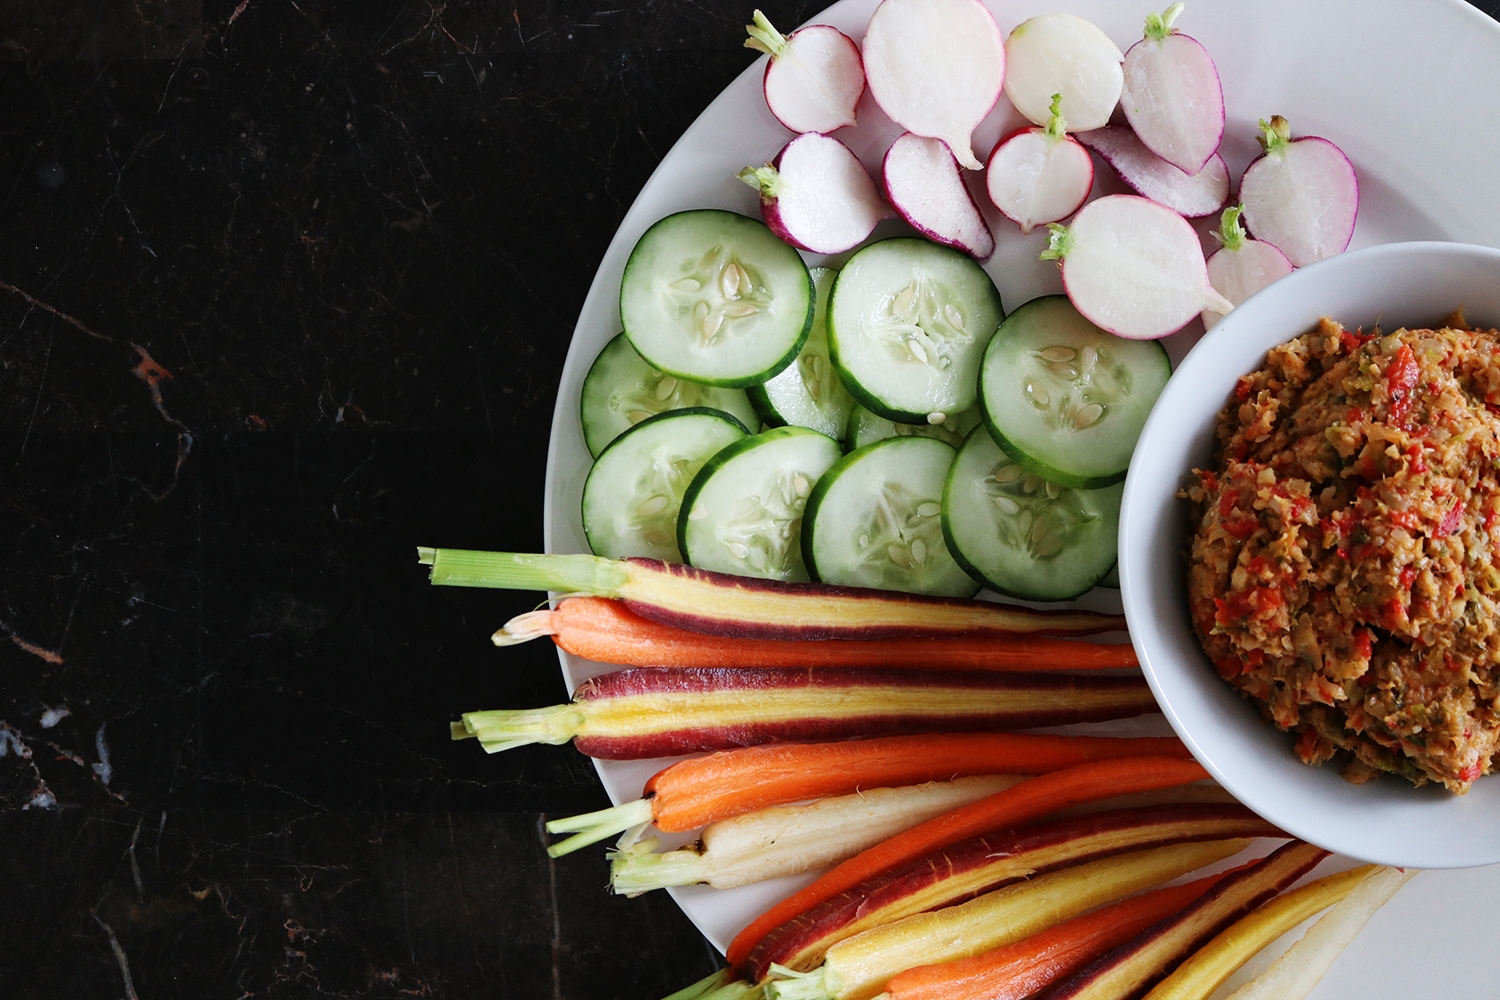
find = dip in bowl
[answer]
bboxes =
[1120,241,1500,868]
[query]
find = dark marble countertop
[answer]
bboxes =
[3,2,1498,997]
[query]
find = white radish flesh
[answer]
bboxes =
[1239,115,1359,267]
[883,133,996,260]
[1201,204,1294,329]
[1224,867,1417,1000]
[1004,14,1123,133]
[1077,124,1229,218]
[609,774,1024,893]
[985,94,1095,234]
[1044,193,1233,340]
[862,0,1005,171]
[746,11,865,135]
[1120,3,1225,173]
[739,133,889,255]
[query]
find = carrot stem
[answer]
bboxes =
[726,756,1209,970]
[498,597,1138,670]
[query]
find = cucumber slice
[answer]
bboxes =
[678,426,841,582]
[942,426,1123,601]
[1099,563,1120,589]
[804,437,978,597]
[748,267,856,440]
[979,295,1170,489]
[620,210,814,388]
[582,408,749,562]
[580,334,761,458]
[828,238,1004,423]
[843,402,982,451]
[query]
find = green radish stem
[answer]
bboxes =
[1044,93,1068,140]
[1040,223,1073,261]
[451,706,586,753]
[744,10,789,58]
[1143,2,1185,42]
[1256,115,1292,156]
[1216,204,1248,251]
[739,165,786,200]
[417,547,630,594]
[544,798,655,858]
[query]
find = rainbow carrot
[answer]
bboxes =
[727,756,1210,969]
[881,865,1250,1000]
[418,548,1125,638]
[495,596,1139,670]
[543,732,1192,857]
[453,666,1159,759]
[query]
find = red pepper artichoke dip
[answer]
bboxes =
[1184,315,1500,793]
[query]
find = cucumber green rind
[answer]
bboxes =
[941,425,1123,602]
[827,238,1005,424]
[580,333,761,458]
[746,267,856,440]
[802,436,978,598]
[978,295,1170,489]
[620,210,814,389]
[582,407,751,562]
[677,425,842,582]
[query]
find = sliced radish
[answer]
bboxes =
[1042,193,1233,340]
[883,133,995,260]
[1004,14,1123,133]
[1120,3,1225,173]
[1239,115,1359,267]
[985,94,1094,234]
[738,133,888,255]
[745,10,865,134]
[861,0,1005,171]
[1077,124,1228,218]
[1200,204,1294,329]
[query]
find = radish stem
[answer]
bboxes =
[1217,204,1248,252]
[544,798,655,857]
[745,10,789,58]
[1143,2,1185,41]
[1256,115,1292,156]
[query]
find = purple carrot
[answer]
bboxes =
[452,666,1162,760]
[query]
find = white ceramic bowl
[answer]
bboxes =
[1120,241,1500,868]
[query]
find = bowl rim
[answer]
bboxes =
[1119,240,1500,868]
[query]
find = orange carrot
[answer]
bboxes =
[884,864,1251,1000]
[726,755,1209,969]
[653,733,1190,833]
[545,732,1191,857]
[495,597,1139,670]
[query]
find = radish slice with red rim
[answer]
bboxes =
[1004,14,1123,133]
[1239,115,1359,267]
[1200,205,1294,329]
[862,0,1005,171]
[1076,124,1228,218]
[883,134,995,261]
[985,94,1094,234]
[745,11,865,134]
[1120,3,1226,174]
[1043,194,1232,340]
[739,133,889,255]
